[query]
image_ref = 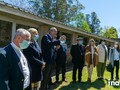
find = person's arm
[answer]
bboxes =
[0,51,9,90]
[41,35,60,47]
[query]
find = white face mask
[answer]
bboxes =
[114,45,118,48]
[19,40,30,49]
[61,40,65,44]
[102,41,105,45]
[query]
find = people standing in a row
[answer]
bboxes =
[109,42,120,80]
[0,28,31,90]
[97,40,108,80]
[41,27,60,90]
[23,28,45,90]
[70,37,85,83]
[55,35,67,83]
[85,39,98,83]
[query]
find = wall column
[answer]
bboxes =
[11,22,16,41]
[38,25,49,46]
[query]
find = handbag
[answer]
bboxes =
[106,63,112,72]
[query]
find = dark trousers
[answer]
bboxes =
[72,64,83,82]
[111,61,119,80]
[56,62,66,81]
[41,63,54,90]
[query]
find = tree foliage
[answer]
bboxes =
[86,12,101,34]
[71,13,91,32]
[103,26,118,38]
[29,0,84,23]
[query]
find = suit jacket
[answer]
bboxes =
[23,42,43,82]
[70,44,85,66]
[56,45,67,64]
[41,34,60,64]
[0,44,31,90]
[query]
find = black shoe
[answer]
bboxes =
[71,81,76,83]
[55,81,59,84]
[49,82,56,85]
[62,79,68,82]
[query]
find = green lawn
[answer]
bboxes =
[50,66,120,90]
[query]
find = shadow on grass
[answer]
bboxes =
[105,79,120,89]
[57,79,106,90]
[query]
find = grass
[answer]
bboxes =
[50,66,120,90]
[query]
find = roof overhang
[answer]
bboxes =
[0,2,117,43]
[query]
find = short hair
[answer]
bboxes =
[89,39,95,45]
[49,27,57,33]
[28,28,38,34]
[14,28,31,39]
[60,35,66,40]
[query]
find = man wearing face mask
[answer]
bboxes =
[109,42,120,80]
[55,35,67,83]
[97,40,108,80]
[70,37,85,83]
[0,28,31,90]
[23,28,45,90]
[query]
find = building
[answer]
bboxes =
[0,2,116,50]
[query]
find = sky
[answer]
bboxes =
[80,0,120,31]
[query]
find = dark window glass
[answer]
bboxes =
[0,20,12,47]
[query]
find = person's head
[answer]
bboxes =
[49,27,57,38]
[99,40,106,45]
[60,35,66,44]
[89,39,95,46]
[60,35,66,41]
[76,37,83,45]
[114,42,119,51]
[13,28,31,49]
[28,28,39,41]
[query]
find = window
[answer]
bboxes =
[0,20,12,47]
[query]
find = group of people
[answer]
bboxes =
[0,27,119,90]
[71,38,120,83]
[0,27,67,90]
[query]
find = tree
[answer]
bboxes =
[103,26,118,38]
[71,13,91,32]
[86,12,101,34]
[29,0,84,23]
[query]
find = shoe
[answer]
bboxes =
[87,78,91,83]
[49,82,56,85]
[71,81,76,83]
[62,79,68,82]
[55,81,59,84]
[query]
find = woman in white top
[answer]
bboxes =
[109,42,120,80]
[97,40,108,80]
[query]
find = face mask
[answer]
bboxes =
[79,41,83,45]
[19,40,30,49]
[114,45,118,48]
[33,35,39,41]
[61,40,65,44]
[102,41,105,45]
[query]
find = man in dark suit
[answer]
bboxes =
[55,35,67,83]
[41,27,60,90]
[70,37,85,83]
[0,28,31,90]
[23,28,45,90]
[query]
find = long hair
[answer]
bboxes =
[115,42,120,52]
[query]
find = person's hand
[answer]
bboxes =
[41,62,46,70]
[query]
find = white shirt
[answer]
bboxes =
[114,48,119,61]
[91,46,94,61]
[11,42,30,89]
